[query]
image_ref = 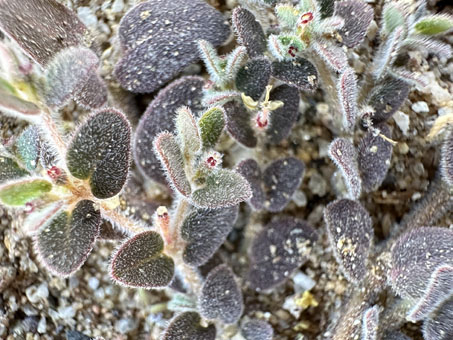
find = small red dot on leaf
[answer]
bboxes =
[288,46,298,57]
[47,166,61,180]
[207,156,217,167]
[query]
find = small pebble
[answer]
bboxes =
[37,317,46,334]
[411,101,429,114]
[115,318,137,334]
[393,111,410,135]
[293,271,316,293]
[88,277,100,291]
[58,306,76,320]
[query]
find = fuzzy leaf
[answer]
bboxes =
[0,0,87,66]
[0,156,29,183]
[338,68,358,131]
[23,201,63,236]
[236,159,265,210]
[334,0,373,47]
[235,57,272,101]
[197,40,223,85]
[248,217,318,290]
[407,265,453,322]
[266,84,300,144]
[232,7,267,57]
[181,206,238,267]
[263,157,305,212]
[241,319,274,340]
[202,90,241,107]
[272,58,318,91]
[224,101,257,148]
[66,108,131,199]
[324,199,373,283]
[198,107,225,149]
[43,47,100,108]
[414,15,453,35]
[35,200,100,276]
[199,265,243,324]
[73,71,108,109]
[16,126,40,171]
[225,46,248,81]
[0,89,41,117]
[440,128,453,187]
[328,138,362,199]
[402,37,453,60]
[115,0,229,93]
[0,178,51,206]
[162,312,216,340]
[275,4,300,28]
[390,227,453,302]
[312,40,348,73]
[382,2,406,35]
[176,107,201,158]
[110,231,174,288]
[134,76,205,184]
[154,132,191,197]
[373,26,404,80]
[191,169,252,208]
[423,298,453,340]
[384,332,412,340]
[362,306,380,340]
[318,0,336,19]
[358,124,393,192]
[367,75,410,125]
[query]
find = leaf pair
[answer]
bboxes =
[237,157,305,212]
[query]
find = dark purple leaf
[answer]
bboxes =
[115,0,229,93]
[0,0,87,66]
[181,206,238,266]
[236,159,265,210]
[241,319,274,340]
[134,76,205,184]
[390,227,453,302]
[334,0,373,48]
[224,100,257,148]
[271,58,318,91]
[110,230,174,288]
[73,71,108,109]
[266,84,300,144]
[232,7,267,58]
[162,312,216,340]
[423,298,453,340]
[358,124,393,192]
[263,157,305,212]
[248,217,318,291]
[362,305,380,340]
[199,265,243,324]
[235,57,272,101]
[338,67,358,131]
[441,128,453,187]
[324,199,373,283]
[66,108,131,199]
[35,200,100,277]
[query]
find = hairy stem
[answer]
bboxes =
[100,205,147,235]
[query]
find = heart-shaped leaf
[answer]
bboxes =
[0,156,29,183]
[154,132,191,197]
[181,206,238,267]
[235,57,272,101]
[263,157,305,212]
[110,230,175,288]
[423,298,453,340]
[224,101,257,148]
[0,0,87,66]
[266,84,300,144]
[390,227,453,302]
[0,178,52,206]
[191,169,252,208]
[134,76,205,184]
[248,217,318,290]
[324,199,373,283]
[198,107,225,150]
[35,200,100,276]
[199,264,243,324]
[15,126,40,171]
[162,312,216,340]
[43,47,100,109]
[328,138,362,199]
[66,108,131,199]
[334,0,373,47]
[358,124,393,192]
[241,319,274,340]
[232,7,267,58]
[272,58,318,91]
[236,159,265,210]
[115,0,229,93]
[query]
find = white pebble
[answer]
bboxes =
[58,305,76,319]
[293,271,316,293]
[411,101,429,114]
[77,7,98,28]
[88,277,100,290]
[393,111,410,135]
[111,0,124,13]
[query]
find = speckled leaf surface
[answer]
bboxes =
[115,0,230,93]
[224,101,257,148]
[0,178,51,206]
[73,71,108,109]
[235,58,271,101]
[35,200,100,277]
[134,76,205,184]
[241,319,274,340]
[162,312,216,340]
[334,0,373,48]
[16,126,40,171]
[232,7,267,57]
[236,159,265,210]
[66,108,131,199]
[423,298,453,340]
[272,58,318,91]
[0,156,29,184]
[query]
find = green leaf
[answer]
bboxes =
[275,4,300,28]
[0,88,41,118]
[0,156,29,183]
[414,15,453,35]
[198,107,225,149]
[16,126,40,171]
[191,169,252,208]
[110,231,175,288]
[175,107,201,159]
[0,178,51,206]
[382,3,406,35]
